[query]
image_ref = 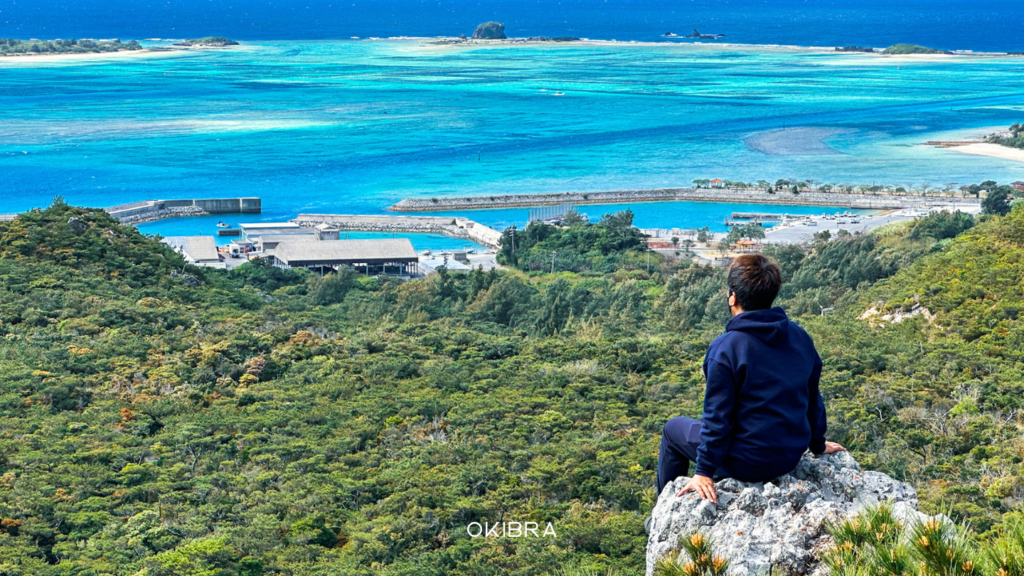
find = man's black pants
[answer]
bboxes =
[657,416,798,494]
[656,416,706,494]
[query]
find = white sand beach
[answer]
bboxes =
[947,143,1024,163]
[0,49,163,63]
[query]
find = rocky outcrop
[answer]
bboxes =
[686,29,725,40]
[646,452,931,576]
[526,36,580,42]
[473,22,507,40]
[174,37,239,47]
[67,217,88,236]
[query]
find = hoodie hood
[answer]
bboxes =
[725,307,790,347]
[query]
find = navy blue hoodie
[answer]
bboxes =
[694,307,827,481]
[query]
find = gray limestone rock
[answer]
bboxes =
[645,452,924,576]
[67,217,88,235]
[473,22,507,40]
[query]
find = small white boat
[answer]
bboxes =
[554,92,566,96]
[216,222,230,228]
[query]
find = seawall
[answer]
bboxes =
[292,214,503,248]
[389,188,979,212]
[106,197,261,224]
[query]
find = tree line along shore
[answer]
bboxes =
[0,36,238,57]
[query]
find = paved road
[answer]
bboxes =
[467,252,502,271]
[764,204,980,244]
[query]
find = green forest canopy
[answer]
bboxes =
[1,201,1024,575]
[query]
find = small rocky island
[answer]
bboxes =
[173,36,240,48]
[682,29,725,40]
[473,22,507,40]
[883,43,950,55]
[431,23,580,45]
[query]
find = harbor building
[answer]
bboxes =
[272,238,419,276]
[314,223,341,240]
[161,236,224,268]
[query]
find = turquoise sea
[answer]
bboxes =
[3,39,1024,248]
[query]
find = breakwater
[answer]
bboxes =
[390,188,979,212]
[106,197,261,224]
[292,214,503,248]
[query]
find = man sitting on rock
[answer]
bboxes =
[658,254,846,505]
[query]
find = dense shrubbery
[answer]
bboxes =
[820,504,1024,576]
[497,210,656,273]
[0,202,1023,575]
[991,123,1024,151]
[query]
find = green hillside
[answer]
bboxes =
[1,199,1023,574]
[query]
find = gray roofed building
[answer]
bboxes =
[161,236,223,267]
[273,238,419,275]
[252,234,311,255]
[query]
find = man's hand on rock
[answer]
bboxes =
[823,441,847,454]
[677,474,717,503]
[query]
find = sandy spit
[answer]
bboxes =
[946,143,1024,163]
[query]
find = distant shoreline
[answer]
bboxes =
[0,43,243,62]
[414,36,1024,58]
[4,37,1019,61]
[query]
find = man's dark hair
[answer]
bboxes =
[727,254,782,311]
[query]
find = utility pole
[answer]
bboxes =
[647,248,650,273]
[551,251,557,274]
[510,226,516,253]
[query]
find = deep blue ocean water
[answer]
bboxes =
[3,0,1024,52]
[2,2,1024,249]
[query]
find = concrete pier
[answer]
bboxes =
[731,212,785,220]
[292,214,503,248]
[106,198,261,224]
[390,188,980,212]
